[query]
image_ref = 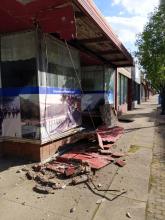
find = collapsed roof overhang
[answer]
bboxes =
[0,0,133,67]
[72,0,133,67]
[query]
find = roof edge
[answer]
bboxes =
[73,0,133,65]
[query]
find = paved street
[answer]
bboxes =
[0,95,164,220]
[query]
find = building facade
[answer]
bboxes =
[116,67,131,114]
[0,0,133,161]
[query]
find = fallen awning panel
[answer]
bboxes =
[57,152,114,169]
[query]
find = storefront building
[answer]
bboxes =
[0,0,133,161]
[116,67,131,114]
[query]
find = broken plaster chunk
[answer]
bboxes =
[61,184,67,189]
[126,212,132,218]
[111,152,125,157]
[52,182,66,190]
[26,171,36,180]
[99,149,112,155]
[16,169,22,174]
[70,207,76,213]
[115,159,126,167]
[96,198,106,204]
[34,173,49,185]
[47,179,57,186]
[32,164,44,172]
[72,175,88,185]
[33,185,54,194]
[21,166,29,172]
[84,165,91,174]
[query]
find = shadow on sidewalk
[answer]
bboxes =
[121,109,157,120]
[125,125,158,133]
[0,157,32,173]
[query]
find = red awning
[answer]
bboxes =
[0,0,76,39]
[0,0,133,66]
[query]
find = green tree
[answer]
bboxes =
[136,5,165,114]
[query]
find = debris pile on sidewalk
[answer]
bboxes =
[25,126,126,194]
[96,126,124,149]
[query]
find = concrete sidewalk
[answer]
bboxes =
[0,95,163,220]
[146,106,165,220]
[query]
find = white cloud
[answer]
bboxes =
[106,16,147,33]
[105,16,148,45]
[118,11,125,15]
[105,0,160,51]
[112,0,159,16]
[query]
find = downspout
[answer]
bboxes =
[115,68,118,111]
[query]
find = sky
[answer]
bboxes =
[93,0,160,53]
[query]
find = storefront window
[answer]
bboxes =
[81,66,104,112]
[81,66,104,91]
[0,31,40,140]
[104,68,115,104]
[119,74,128,105]
[37,35,81,142]
[38,35,80,90]
[1,31,37,88]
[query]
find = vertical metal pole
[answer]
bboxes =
[115,68,118,111]
[0,35,2,136]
